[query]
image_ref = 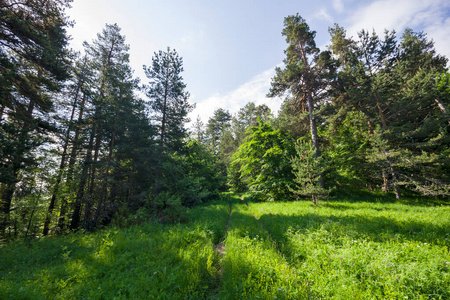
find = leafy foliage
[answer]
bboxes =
[228,122,295,201]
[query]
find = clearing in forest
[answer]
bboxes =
[1,194,449,299]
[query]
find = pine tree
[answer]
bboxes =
[206,108,232,154]
[231,102,272,146]
[143,48,193,152]
[327,26,449,197]
[68,24,149,230]
[290,141,329,204]
[0,0,72,236]
[268,14,335,189]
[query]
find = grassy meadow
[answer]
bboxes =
[1,194,449,299]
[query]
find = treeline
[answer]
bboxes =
[1,2,449,241]
[0,1,223,240]
[223,15,450,202]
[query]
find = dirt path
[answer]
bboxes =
[214,198,232,255]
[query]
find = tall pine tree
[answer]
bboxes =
[0,0,72,236]
[143,48,192,152]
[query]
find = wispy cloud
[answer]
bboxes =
[189,66,283,123]
[345,0,449,59]
[313,8,333,22]
[343,0,450,65]
[332,0,344,13]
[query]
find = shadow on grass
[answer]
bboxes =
[258,212,449,246]
[329,189,450,207]
[220,209,315,299]
[0,212,226,299]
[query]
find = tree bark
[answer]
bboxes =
[43,62,87,235]
[69,127,95,231]
[0,95,35,237]
[435,98,450,125]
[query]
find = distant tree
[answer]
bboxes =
[206,108,232,153]
[143,48,193,152]
[231,102,272,146]
[191,115,206,143]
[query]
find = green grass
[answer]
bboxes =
[247,197,450,299]
[218,198,311,299]
[0,199,230,299]
[1,195,449,299]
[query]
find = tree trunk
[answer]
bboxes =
[0,96,36,237]
[435,98,450,125]
[161,80,169,147]
[82,130,101,231]
[67,96,87,181]
[0,183,16,237]
[307,92,325,189]
[43,88,82,235]
[382,169,389,192]
[93,109,118,227]
[58,95,88,231]
[69,127,95,231]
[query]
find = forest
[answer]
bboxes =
[1,1,450,298]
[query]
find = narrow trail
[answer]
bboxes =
[210,197,233,298]
[214,198,232,255]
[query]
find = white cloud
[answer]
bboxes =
[347,0,429,35]
[425,17,450,64]
[189,67,283,124]
[313,8,333,22]
[345,0,450,64]
[332,0,344,13]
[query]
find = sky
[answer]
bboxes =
[66,0,450,124]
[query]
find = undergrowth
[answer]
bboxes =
[0,199,230,299]
[1,194,449,299]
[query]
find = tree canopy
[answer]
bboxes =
[0,7,449,241]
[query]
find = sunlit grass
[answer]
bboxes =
[0,199,230,299]
[1,195,449,299]
[219,199,311,299]
[247,197,450,299]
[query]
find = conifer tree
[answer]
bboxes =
[68,24,151,230]
[327,25,449,197]
[206,108,232,154]
[143,48,192,152]
[0,0,72,236]
[268,14,335,190]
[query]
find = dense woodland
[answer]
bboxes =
[1,0,449,242]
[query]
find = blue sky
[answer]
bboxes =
[67,0,450,124]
